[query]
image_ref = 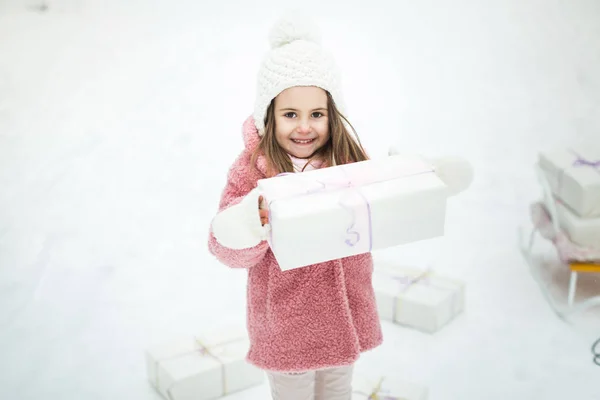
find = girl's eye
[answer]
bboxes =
[284,112,297,118]
[312,112,324,118]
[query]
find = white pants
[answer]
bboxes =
[266,365,353,400]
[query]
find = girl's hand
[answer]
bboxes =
[258,195,269,226]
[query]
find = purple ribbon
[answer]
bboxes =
[338,188,373,249]
[572,156,600,169]
[391,273,430,287]
[269,171,374,251]
[556,150,600,198]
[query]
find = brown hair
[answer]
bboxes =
[251,91,369,176]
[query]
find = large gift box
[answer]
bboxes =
[145,329,265,400]
[555,199,600,248]
[258,155,448,271]
[352,375,428,400]
[372,261,465,333]
[538,149,600,218]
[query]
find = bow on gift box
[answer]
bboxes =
[390,268,433,291]
[389,267,433,324]
[353,377,407,400]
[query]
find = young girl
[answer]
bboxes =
[208,14,382,400]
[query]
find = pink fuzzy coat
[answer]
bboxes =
[208,116,383,373]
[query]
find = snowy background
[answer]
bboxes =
[1,0,599,399]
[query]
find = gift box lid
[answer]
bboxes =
[147,337,202,362]
[194,325,248,349]
[539,149,600,184]
[158,351,223,381]
[258,154,443,206]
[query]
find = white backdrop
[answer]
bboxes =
[0,0,599,399]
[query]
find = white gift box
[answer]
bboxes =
[373,261,465,333]
[258,155,448,271]
[145,329,265,400]
[555,199,600,248]
[352,375,428,400]
[538,149,600,218]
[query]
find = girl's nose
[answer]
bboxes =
[297,120,311,134]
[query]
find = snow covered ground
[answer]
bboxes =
[0,0,599,399]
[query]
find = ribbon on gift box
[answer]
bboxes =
[556,149,600,201]
[391,268,433,292]
[192,338,230,398]
[352,376,407,400]
[152,335,243,400]
[268,169,373,252]
[572,152,600,170]
[265,160,435,257]
[390,267,433,324]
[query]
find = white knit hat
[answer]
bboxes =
[253,13,346,136]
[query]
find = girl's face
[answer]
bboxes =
[273,86,330,159]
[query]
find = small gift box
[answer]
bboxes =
[258,155,448,271]
[352,375,428,400]
[538,149,600,218]
[373,261,465,333]
[145,329,265,400]
[555,198,600,248]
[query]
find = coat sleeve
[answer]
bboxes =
[208,165,271,269]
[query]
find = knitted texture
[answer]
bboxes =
[207,116,383,372]
[253,13,346,136]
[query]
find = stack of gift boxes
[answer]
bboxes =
[145,154,471,400]
[538,149,600,250]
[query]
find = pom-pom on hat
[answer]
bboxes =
[253,12,346,136]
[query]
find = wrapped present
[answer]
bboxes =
[538,149,600,218]
[258,155,448,271]
[555,199,600,248]
[373,261,465,333]
[145,329,265,400]
[352,375,428,400]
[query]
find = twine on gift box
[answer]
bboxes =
[556,149,600,202]
[269,170,375,254]
[155,336,242,400]
[195,338,229,396]
[571,150,600,171]
[352,376,407,400]
[389,267,433,324]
